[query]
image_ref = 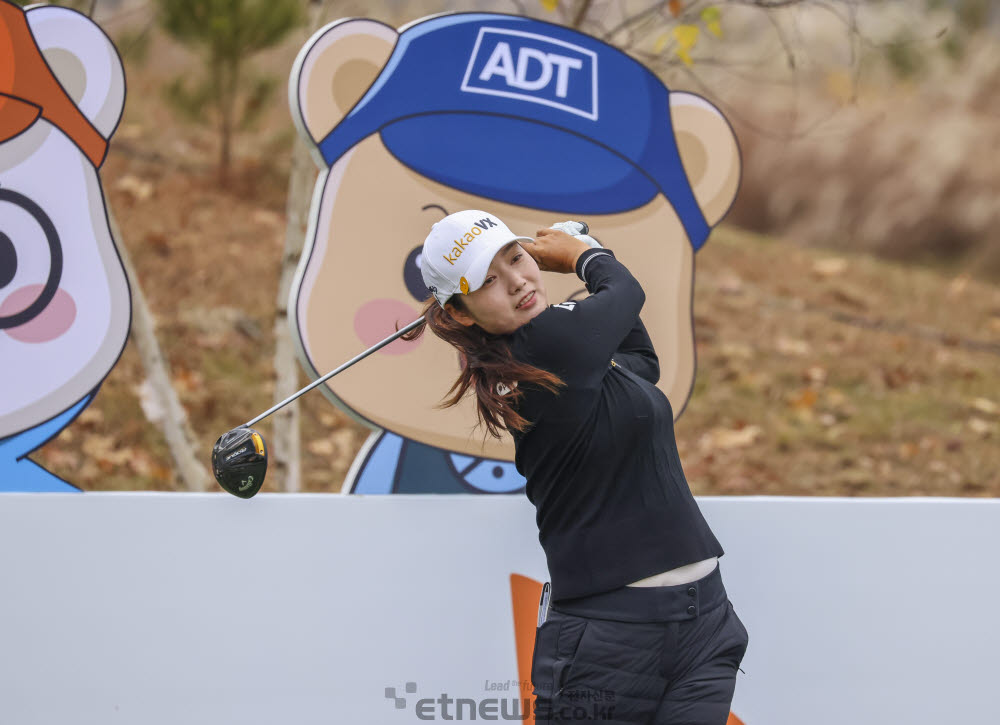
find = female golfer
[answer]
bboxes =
[404,209,749,724]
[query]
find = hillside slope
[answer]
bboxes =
[29,148,1000,496]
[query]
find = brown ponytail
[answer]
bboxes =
[400,296,565,440]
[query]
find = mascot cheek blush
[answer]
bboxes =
[287,13,740,494]
[0,3,128,492]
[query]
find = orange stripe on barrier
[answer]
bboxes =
[510,573,544,725]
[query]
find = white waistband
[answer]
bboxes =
[625,557,719,587]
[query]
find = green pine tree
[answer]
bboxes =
[155,0,302,183]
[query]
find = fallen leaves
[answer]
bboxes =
[114,174,155,203]
[716,270,744,295]
[144,231,171,257]
[826,286,869,311]
[177,305,262,347]
[970,397,997,415]
[307,438,335,456]
[77,407,104,427]
[947,274,970,297]
[776,336,811,356]
[812,257,848,277]
[173,367,205,396]
[118,123,143,141]
[306,429,359,462]
[718,341,753,360]
[789,388,818,410]
[80,434,164,478]
[804,365,828,384]
[251,209,282,228]
[880,364,924,390]
[967,418,995,436]
[698,425,763,452]
[39,447,80,470]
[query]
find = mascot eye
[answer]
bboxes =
[0,231,15,289]
[459,460,526,494]
[403,244,429,302]
[0,188,62,330]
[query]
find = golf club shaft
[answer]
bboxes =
[244,316,425,428]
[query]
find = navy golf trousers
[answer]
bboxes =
[530,562,748,724]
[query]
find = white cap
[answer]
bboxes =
[420,210,533,308]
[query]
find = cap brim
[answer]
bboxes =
[462,235,535,295]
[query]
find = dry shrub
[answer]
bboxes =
[724,36,1000,279]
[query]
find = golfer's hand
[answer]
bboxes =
[523,228,591,274]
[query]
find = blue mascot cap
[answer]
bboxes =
[319,13,712,250]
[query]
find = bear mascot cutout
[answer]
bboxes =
[287,13,740,494]
[0,1,128,492]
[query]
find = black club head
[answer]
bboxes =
[211,426,267,498]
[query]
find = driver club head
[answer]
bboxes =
[212,426,267,498]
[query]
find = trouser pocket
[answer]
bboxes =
[557,616,667,723]
[530,611,589,721]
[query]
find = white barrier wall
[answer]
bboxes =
[1,494,998,725]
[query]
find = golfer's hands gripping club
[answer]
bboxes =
[524,226,593,274]
[548,221,603,249]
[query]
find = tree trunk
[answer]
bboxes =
[108,210,209,491]
[219,119,231,185]
[217,61,236,185]
[270,0,327,493]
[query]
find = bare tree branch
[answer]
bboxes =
[602,0,669,43]
[572,0,594,29]
[107,210,209,491]
[270,0,329,493]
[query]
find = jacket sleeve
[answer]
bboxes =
[614,316,660,385]
[520,248,646,385]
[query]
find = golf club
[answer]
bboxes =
[211,221,593,497]
[211,316,424,497]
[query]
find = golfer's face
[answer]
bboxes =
[459,242,547,335]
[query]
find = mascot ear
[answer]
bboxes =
[670,93,741,226]
[25,6,125,138]
[289,19,397,153]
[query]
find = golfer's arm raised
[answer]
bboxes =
[614,316,660,384]
[522,228,646,374]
